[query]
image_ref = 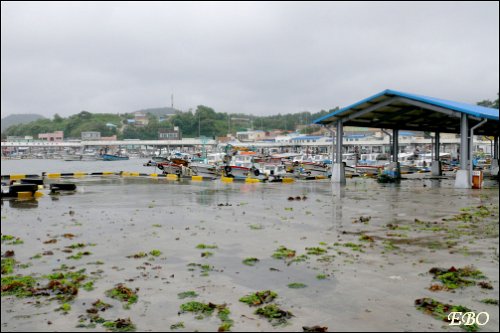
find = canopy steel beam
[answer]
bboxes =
[340,97,403,123]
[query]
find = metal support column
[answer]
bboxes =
[432,132,442,176]
[392,129,399,162]
[434,132,440,160]
[460,114,468,170]
[494,136,498,160]
[492,136,499,177]
[332,121,346,184]
[336,121,343,164]
[331,126,335,162]
[455,113,470,188]
[388,128,401,178]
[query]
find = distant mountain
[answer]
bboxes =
[132,107,179,117]
[1,114,45,132]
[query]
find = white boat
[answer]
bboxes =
[222,152,267,180]
[189,162,219,178]
[355,153,388,175]
[223,165,265,180]
[260,164,288,181]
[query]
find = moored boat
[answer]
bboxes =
[101,154,129,161]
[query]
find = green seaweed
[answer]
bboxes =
[1,235,24,245]
[179,301,215,317]
[1,258,16,274]
[149,250,162,257]
[415,298,478,332]
[126,252,147,259]
[254,304,293,326]
[201,251,213,258]
[102,318,136,332]
[106,284,138,309]
[287,283,307,289]
[196,244,218,249]
[177,291,198,299]
[289,254,309,264]
[179,301,232,330]
[305,247,327,255]
[239,290,278,306]
[242,257,260,266]
[66,243,87,249]
[342,242,364,252]
[217,306,233,332]
[429,266,486,290]
[1,275,37,297]
[272,246,296,259]
[82,281,94,291]
[57,303,72,314]
[249,224,264,230]
[480,298,498,305]
[170,322,185,330]
[67,251,92,260]
[187,263,215,277]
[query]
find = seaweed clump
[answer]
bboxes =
[239,290,277,306]
[429,266,487,290]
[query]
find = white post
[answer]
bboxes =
[331,121,346,184]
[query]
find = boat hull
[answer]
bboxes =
[101,154,129,161]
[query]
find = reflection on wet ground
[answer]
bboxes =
[1,176,499,332]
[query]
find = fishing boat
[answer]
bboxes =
[156,161,183,175]
[355,153,387,175]
[223,151,267,180]
[286,154,331,178]
[222,165,264,180]
[260,164,288,181]
[189,162,219,178]
[101,154,129,161]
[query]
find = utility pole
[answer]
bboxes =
[171,94,174,109]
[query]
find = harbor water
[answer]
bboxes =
[1,159,499,332]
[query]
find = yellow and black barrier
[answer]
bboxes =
[3,171,304,184]
[1,174,40,181]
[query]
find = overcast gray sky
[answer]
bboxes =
[1,1,499,118]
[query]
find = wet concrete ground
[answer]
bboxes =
[1,174,499,332]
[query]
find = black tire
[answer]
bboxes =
[224,166,232,173]
[50,183,77,191]
[158,164,164,170]
[253,169,260,176]
[20,178,44,185]
[293,161,299,167]
[8,184,38,194]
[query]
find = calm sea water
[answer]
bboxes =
[1,158,156,175]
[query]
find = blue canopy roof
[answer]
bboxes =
[314,89,499,136]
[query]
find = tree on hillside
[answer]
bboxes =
[477,93,499,109]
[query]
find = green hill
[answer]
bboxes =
[1,114,45,132]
